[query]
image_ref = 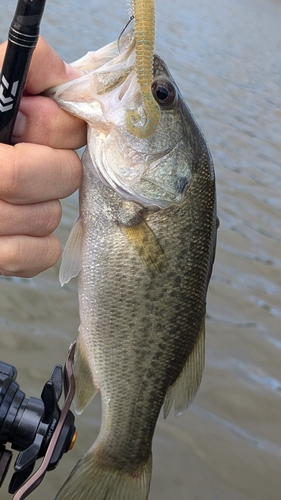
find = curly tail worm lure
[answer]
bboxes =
[126,0,160,138]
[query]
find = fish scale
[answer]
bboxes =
[76,151,214,476]
[47,31,217,500]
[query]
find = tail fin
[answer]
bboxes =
[55,447,152,500]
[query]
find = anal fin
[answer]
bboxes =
[163,319,205,418]
[73,334,98,414]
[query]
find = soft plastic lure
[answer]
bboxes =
[126,0,160,138]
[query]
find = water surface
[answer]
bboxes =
[1,0,281,498]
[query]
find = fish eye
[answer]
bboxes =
[152,79,177,108]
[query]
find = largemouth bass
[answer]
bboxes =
[48,30,217,500]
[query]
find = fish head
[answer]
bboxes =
[94,54,198,209]
[48,32,206,209]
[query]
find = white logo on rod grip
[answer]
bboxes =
[0,76,19,112]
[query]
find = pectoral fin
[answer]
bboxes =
[119,217,167,274]
[59,217,83,286]
[163,319,205,418]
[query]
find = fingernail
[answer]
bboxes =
[13,111,26,137]
[64,62,80,81]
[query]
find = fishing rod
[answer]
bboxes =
[0,0,47,144]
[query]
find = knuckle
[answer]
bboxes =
[46,235,62,268]
[0,147,24,201]
[0,237,23,274]
[40,200,62,235]
[0,234,61,277]
[63,150,83,194]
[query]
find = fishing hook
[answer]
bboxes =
[118,15,135,54]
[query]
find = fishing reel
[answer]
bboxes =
[0,341,76,499]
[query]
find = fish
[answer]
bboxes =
[47,29,217,500]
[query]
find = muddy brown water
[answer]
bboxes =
[1,0,281,498]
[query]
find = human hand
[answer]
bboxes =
[0,37,86,278]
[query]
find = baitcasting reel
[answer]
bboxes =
[0,340,76,499]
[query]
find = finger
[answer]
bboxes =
[0,234,61,277]
[0,143,82,204]
[0,37,79,94]
[0,199,62,237]
[0,41,7,62]
[12,95,86,149]
[25,37,79,93]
